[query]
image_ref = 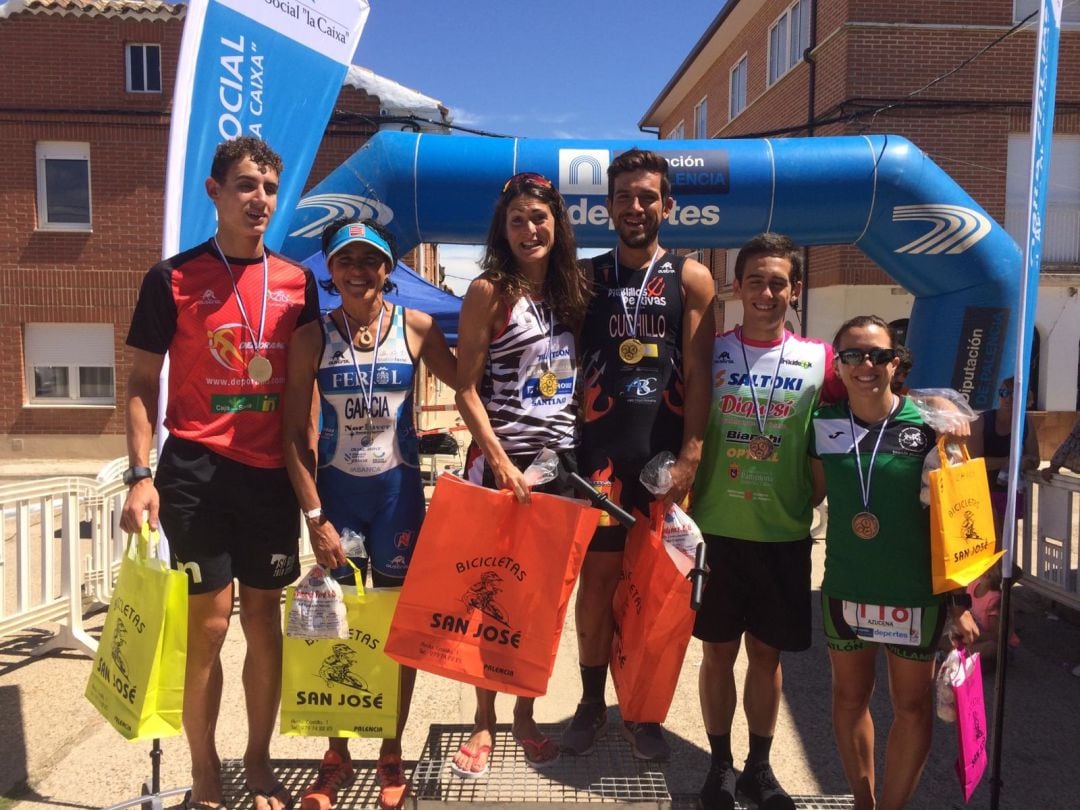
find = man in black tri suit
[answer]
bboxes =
[563,148,715,761]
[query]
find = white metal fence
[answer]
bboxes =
[1,462,315,656]
[1020,471,1080,610]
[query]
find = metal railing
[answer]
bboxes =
[1,461,318,655]
[1019,471,1080,610]
[0,476,102,654]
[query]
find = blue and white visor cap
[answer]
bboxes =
[325,223,394,265]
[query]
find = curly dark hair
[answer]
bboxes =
[318,217,398,297]
[480,174,590,331]
[607,148,671,200]
[734,232,803,284]
[209,136,283,181]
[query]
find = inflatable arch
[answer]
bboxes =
[280,131,1022,411]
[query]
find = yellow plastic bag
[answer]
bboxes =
[85,525,187,741]
[280,564,400,738]
[929,439,1005,593]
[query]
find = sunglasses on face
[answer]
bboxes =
[837,348,899,366]
[502,172,553,194]
[999,386,1013,399]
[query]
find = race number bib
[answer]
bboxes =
[841,601,923,647]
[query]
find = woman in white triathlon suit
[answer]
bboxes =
[283,217,456,810]
[450,172,591,777]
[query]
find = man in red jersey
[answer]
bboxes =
[121,136,318,810]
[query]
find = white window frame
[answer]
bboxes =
[125,43,162,93]
[767,0,811,87]
[1005,132,1080,264]
[36,141,92,231]
[694,97,709,139]
[1013,0,1079,26]
[729,54,748,121]
[670,120,685,140]
[24,323,116,406]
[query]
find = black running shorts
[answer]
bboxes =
[692,534,813,651]
[155,435,301,594]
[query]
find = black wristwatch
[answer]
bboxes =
[122,466,153,486]
[946,591,973,609]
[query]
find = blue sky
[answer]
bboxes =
[355,1,726,289]
[357,1,723,140]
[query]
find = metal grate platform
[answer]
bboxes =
[411,723,669,808]
[214,733,857,809]
[219,758,412,809]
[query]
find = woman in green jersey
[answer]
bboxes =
[810,315,978,810]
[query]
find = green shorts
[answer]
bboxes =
[821,593,945,662]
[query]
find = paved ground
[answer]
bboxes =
[3,459,1080,808]
[2,527,1079,809]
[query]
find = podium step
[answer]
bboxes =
[217,724,855,809]
[411,723,669,809]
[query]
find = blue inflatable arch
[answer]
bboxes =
[280,131,1021,411]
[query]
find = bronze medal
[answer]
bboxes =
[747,435,775,460]
[852,511,880,540]
[538,370,559,399]
[619,338,645,365]
[247,354,273,383]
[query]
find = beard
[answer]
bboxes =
[616,218,660,249]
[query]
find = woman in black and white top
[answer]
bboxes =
[452,171,590,777]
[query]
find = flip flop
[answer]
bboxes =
[449,744,492,779]
[516,735,561,769]
[245,781,294,810]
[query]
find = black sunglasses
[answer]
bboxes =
[502,172,553,194]
[998,386,1013,398]
[837,348,898,366]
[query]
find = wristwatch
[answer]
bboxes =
[947,591,973,609]
[304,507,327,524]
[122,466,153,486]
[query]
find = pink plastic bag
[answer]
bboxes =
[952,648,988,802]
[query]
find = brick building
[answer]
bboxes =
[0,0,450,460]
[640,0,1080,410]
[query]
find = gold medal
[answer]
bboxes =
[538,370,559,399]
[747,435,775,460]
[852,511,880,540]
[247,354,273,383]
[619,338,645,365]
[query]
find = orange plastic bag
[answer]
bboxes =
[385,474,600,697]
[611,502,695,723]
[929,439,1004,593]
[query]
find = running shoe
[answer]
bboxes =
[621,721,670,761]
[735,761,796,810]
[560,701,608,755]
[699,760,737,810]
[301,749,355,810]
[376,753,407,809]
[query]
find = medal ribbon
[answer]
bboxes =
[613,244,662,339]
[524,295,554,371]
[341,303,387,428]
[847,395,898,513]
[212,238,268,361]
[738,329,787,439]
